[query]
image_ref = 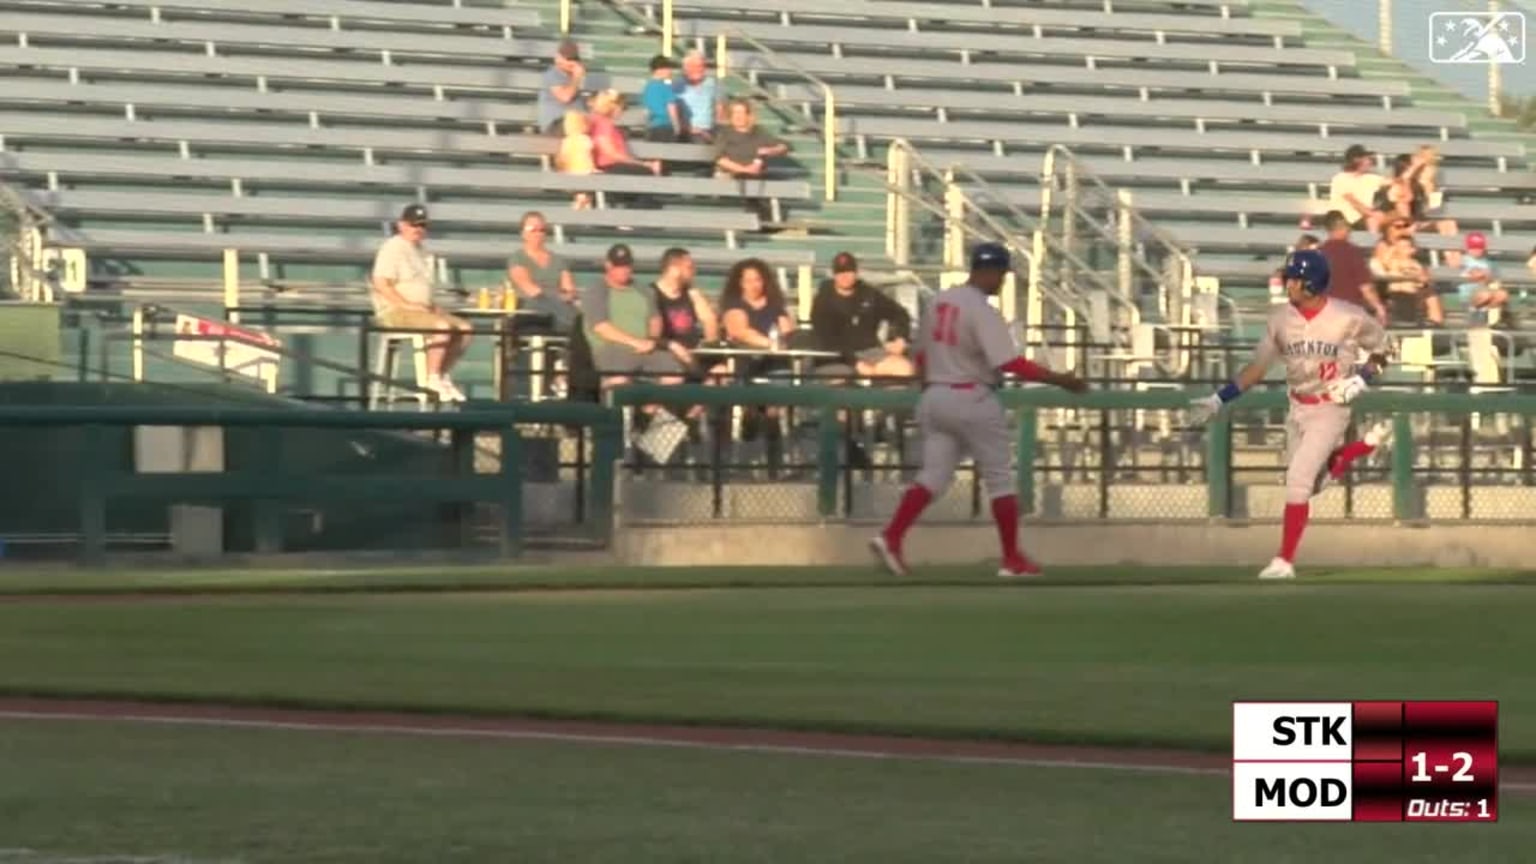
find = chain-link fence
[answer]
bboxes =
[608,383,1536,524]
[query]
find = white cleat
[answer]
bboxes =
[869,535,909,577]
[1257,557,1297,581]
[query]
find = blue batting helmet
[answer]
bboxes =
[970,242,1012,271]
[1282,249,1331,295]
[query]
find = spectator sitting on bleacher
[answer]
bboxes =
[721,257,795,379]
[538,39,586,136]
[1318,210,1387,323]
[809,252,914,382]
[642,55,682,143]
[676,51,722,144]
[589,89,663,179]
[652,247,728,386]
[1381,153,1428,225]
[1382,149,1460,263]
[721,257,794,442]
[370,204,471,402]
[555,111,596,210]
[1458,232,1508,327]
[582,243,684,390]
[1416,145,1444,210]
[1372,232,1443,327]
[1329,144,1386,233]
[714,99,790,225]
[506,211,579,334]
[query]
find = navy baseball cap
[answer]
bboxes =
[970,243,1011,271]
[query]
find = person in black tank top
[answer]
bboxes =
[652,248,726,382]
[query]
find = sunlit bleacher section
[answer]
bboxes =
[0,0,877,402]
[657,0,1533,329]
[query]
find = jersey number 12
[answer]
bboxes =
[1319,361,1339,381]
[933,303,959,346]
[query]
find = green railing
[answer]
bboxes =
[611,383,1536,523]
[5,384,1532,561]
[0,402,623,562]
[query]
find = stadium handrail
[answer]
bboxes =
[0,401,623,562]
[714,29,837,203]
[884,139,1180,374]
[1,178,56,302]
[634,0,838,201]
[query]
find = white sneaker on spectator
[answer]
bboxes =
[437,376,468,403]
[423,375,463,404]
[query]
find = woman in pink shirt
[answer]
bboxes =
[588,90,662,177]
[587,89,663,209]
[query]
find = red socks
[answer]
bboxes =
[991,495,1020,559]
[1279,502,1309,563]
[1329,440,1377,479]
[883,485,934,551]
[885,489,1023,562]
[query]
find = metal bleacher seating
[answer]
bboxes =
[0,0,820,303]
[648,0,1532,306]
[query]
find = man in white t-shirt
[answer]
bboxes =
[1327,144,1385,233]
[370,204,473,402]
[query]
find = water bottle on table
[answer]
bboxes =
[769,324,781,352]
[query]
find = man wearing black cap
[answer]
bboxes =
[1328,144,1385,233]
[871,242,1086,579]
[538,39,586,136]
[370,204,472,402]
[809,252,913,381]
[581,243,685,388]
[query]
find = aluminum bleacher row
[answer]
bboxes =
[643,0,1532,297]
[0,0,823,301]
[6,0,1532,363]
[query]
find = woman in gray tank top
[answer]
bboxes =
[506,211,579,333]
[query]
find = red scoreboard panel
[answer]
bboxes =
[1232,701,1497,822]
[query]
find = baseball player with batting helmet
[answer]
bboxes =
[871,243,1088,578]
[1188,249,1393,580]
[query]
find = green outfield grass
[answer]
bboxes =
[2,579,1534,755]
[0,719,1527,864]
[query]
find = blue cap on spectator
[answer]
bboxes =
[970,243,1011,271]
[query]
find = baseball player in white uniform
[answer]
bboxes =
[871,243,1088,578]
[1189,249,1393,580]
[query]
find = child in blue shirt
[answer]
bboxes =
[1458,232,1507,325]
[642,55,681,142]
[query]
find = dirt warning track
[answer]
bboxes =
[2,696,1533,792]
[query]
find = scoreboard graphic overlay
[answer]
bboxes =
[1232,701,1498,822]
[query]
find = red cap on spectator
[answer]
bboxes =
[1465,232,1487,252]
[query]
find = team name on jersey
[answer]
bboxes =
[1281,340,1342,359]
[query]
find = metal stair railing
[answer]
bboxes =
[883,138,1169,377]
[1,180,59,302]
[609,0,839,202]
